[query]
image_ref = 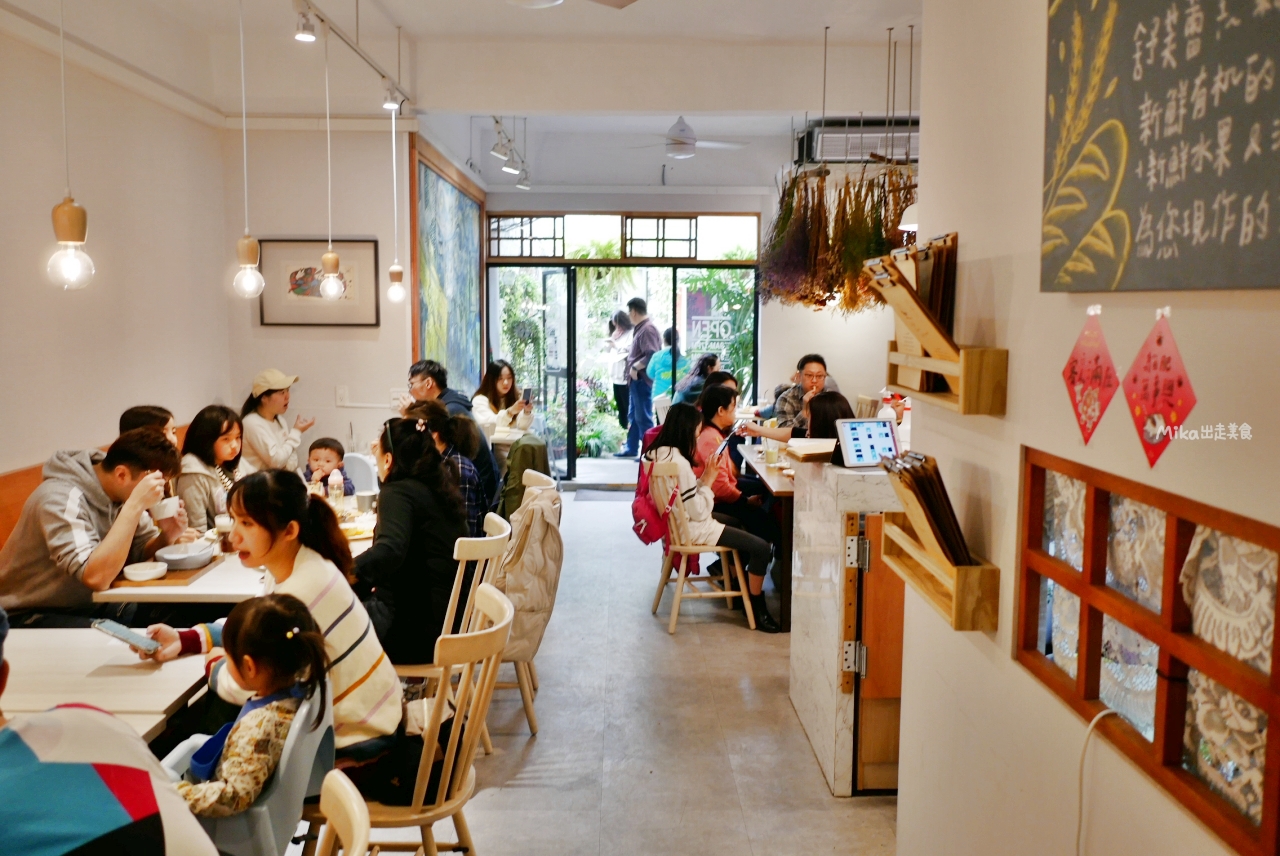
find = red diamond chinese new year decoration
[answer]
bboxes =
[1122,314,1196,467]
[1062,313,1119,444]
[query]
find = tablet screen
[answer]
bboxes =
[835,419,899,468]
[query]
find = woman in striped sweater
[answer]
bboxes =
[138,470,402,755]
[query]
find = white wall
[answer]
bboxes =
[221,128,413,460]
[0,32,230,471]
[758,303,895,406]
[897,0,1280,853]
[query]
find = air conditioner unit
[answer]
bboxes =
[796,117,919,165]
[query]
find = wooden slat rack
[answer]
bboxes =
[864,240,1008,416]
[880,471,1000,632]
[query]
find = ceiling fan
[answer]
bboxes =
[637,117,748,159]
[507,0,642,8]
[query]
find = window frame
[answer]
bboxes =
[1018,447,1280,856]
[487,215,565,259]
[485,211,760,265]
[624,216,698,259]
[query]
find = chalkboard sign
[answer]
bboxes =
[1042,0,1280,292]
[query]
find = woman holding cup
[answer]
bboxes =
[176,405,243,534]
[239,369,314,475]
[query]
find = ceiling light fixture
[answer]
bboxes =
[382,79,399,111]
[319,25,344,301]
[515,169,531,190]
[295,11,316,42]
[387,99,404,303]
[489,117,510,160]
[898,202,919,233]
[232,0,265,299]
[47,0,93,291]
[516,118,531,189]
[502,154,522,175]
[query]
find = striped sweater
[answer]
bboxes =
[182,546,402,749]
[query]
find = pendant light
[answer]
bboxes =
[318,25,344,301]
[515,118,532,190]
[387,105,405,303]
[47,0,94,290]
[232,0,265,299]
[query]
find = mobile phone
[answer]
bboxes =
[92,618,160,654]
[522,388,532,404]
[714,433,734,458]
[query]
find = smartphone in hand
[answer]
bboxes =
[522,388,532,404]
[92,618,160,654]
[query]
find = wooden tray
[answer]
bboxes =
[111,555,225,588]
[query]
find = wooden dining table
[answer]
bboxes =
[740,444,795,631]
[3,629,207,741]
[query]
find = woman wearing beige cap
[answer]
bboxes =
[239,369,314,475]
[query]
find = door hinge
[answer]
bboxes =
[845,535,872,570]
[842,641,868,678]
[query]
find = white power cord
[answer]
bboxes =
[1076,709,1117,856]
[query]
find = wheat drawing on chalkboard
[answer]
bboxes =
[1042,0,1131,291]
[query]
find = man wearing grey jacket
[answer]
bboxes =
[0,429,191,627]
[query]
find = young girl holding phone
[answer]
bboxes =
[171,594,328,817]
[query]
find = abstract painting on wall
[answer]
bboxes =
[414,156,483,394]
[258,239,379,326]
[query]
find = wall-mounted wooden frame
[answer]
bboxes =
[1017,447,1280,855]
[257,239,379,327]
[409,135,487,394]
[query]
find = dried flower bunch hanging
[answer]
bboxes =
[760,165,916,312]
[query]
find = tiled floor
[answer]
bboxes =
[569,457,641,487]
[301,494,896,854]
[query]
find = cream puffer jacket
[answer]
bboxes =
[490,475,563,662]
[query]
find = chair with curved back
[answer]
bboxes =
[313,769,370,856]
[647,460,756,635]
[309,584,515,856]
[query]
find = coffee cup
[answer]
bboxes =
[150,496,180,521]
[356,491,376,513]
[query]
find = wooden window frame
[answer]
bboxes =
[624,215,697,260]
[1017,447,1280,856]
[487,215,564,259]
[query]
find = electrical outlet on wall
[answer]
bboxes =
[335,386,349,406]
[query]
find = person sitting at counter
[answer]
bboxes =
[805,391,856,466]
[694,383,781,550]
[644,403,780,633]
[741,354,830,443]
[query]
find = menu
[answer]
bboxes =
[1042,0,1280,292]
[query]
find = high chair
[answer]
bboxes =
[647,460,756,634]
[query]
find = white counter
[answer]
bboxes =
[789,461,901,796]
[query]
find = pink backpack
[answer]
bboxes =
[631,460,672,545]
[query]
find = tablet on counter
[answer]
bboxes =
[834,418,900,471]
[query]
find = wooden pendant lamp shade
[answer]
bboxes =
[389,263,403,285]
[51,197,87,244]
[321,250,340,275]
[236,235,260,267]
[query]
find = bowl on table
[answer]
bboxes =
[155,542,215,570]
[123,561,168,582]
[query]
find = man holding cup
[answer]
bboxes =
[0,429,197,628]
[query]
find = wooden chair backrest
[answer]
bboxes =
[647,459,693,547]
[855,395,879,419]
[413,583,513,811]
[442,512,512,637]
[0,424,189,548]
[314,770,370,856]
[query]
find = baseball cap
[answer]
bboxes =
[251,369,299,398]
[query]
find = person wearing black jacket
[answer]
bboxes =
[355,418,469,665]
[399,360,499,507]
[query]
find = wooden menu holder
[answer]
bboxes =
[864,243,1008,416]
[880,473,999,632]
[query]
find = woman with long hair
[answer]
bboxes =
[805,391,856,467]
[239,370,314,474]
[645,403,781,633]
[356,417,471,664]
[471,360,534,439]
[176,405,243,532]
[603,309,634,430]
[139,470,402,754]
[673,353,721,406]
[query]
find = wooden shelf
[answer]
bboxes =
[880,474,999,632]
[865,247,1008,416]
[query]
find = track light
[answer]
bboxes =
[516,169,531,190]
[502,154,522,175]
[382,81,399,111]
[295,11,316,42]
[489,118,511,160]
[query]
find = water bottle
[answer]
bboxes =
[328,468,345,507]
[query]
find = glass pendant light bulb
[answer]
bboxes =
[319,273,344,300]
[233,265,265,298]
[387,282,406,303]
[46,242,95,290]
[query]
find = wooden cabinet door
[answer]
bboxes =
[857,513,905,791]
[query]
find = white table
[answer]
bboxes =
[4,629,206,736]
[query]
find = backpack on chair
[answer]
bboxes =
[631,460,672,545]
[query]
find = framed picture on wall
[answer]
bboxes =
[410,137,485,394]
[258,239,380,326]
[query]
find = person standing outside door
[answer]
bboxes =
[615,297,662,459]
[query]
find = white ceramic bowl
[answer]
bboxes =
[149,497,180,520]
[155,542,214,570]
[123,561,168,582]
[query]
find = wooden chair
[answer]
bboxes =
[313,770,370,856]
[647,460,756,634]
[307,584,514,856]
[855,394,880,419]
